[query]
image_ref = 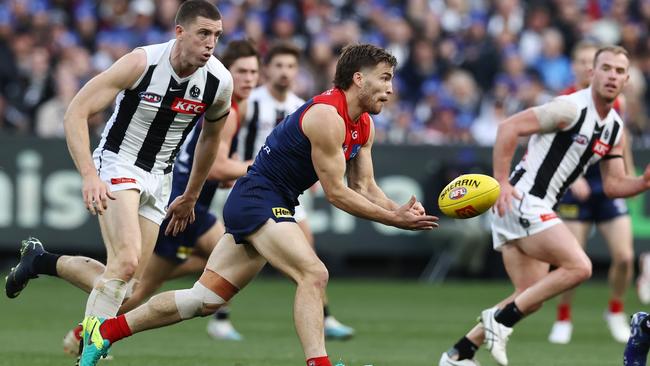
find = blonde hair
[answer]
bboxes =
[593,45,630,66]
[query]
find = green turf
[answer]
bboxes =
[0,277,638,365]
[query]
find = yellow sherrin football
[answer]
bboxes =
[438,174,501,219]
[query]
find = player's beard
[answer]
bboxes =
[359,87,382,115]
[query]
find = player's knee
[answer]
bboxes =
[108,253,139,280]
[570,259,592,284]
[175,281,227,320]
[612,252,634,270]
[300,263,329,290]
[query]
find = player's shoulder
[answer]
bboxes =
[560,87,590,105]
[136,40,174,65]
[205,56,231,81]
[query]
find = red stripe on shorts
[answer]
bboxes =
[111,177,137,184]
[540,213,558,222]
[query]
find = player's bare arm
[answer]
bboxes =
[166,76,233,236]
[493,98,578,216]
[208,108,251,181]
[346,118,420,213]
[303,104,437,230]
[63,49,147,215]
[601,133,650,198]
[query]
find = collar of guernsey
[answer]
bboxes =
[560,85,622,113]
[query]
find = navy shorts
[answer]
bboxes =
[557,191,628,222]
[154,208,217,263]
[223,173,296,244]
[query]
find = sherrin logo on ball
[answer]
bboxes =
[438,174,500,219]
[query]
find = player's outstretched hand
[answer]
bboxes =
[392,196,438,230]
[165,195,197,236]
[494,181,521,217]
[82,174,115,216]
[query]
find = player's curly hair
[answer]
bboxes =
[175,0,221,26]
[333,44,397,90]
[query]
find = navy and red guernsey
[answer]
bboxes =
[223,88,372,244]
[251,87,371,203]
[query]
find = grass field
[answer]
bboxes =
[0,276,638,365]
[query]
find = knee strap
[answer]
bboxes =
[174,281,226,319]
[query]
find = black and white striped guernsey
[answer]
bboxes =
[96,40,232,174]
[238,86,305,160]
[509,87,624,208]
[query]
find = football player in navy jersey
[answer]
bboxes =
[81,44,438,366]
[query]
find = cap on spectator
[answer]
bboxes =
[421,78,442,97]
[0,5,11,26]
[275,4,299,23]
[75,3,95,21]
[131,0,155,17]
[469,11,487,26]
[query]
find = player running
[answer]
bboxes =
[439,46,650,366]
[78,43,438,366]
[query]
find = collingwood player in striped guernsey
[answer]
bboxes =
[55,2,231,361]
[440,46,650,366]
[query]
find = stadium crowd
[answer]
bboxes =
[1,0,650,145]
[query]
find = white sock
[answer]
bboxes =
[85,278,127,318]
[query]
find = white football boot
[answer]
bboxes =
[481,307,512,366]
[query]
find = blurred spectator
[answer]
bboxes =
[1,0,650,142]
[35,65,78,138]
[534,28,572,92]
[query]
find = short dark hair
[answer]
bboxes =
[221,39,259,70]
[264,42,300,65]
[333,44,397,90]
[594,45,630,66]
[175,0,221,26]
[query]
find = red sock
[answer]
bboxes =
[557,303,571,321]
[73,324,83,341]
[306,356,331,366]
[609,299,624,313]
[99,315,132,344]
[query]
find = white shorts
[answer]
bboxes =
[490,192,562,251]
[93,150,172,225]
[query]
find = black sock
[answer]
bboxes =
[215,308,230,320]
[32,252,60,276]
[449,336,478,361]
[495,302,524,327]
[324,305,331,318]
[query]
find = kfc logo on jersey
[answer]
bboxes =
[171,98,207,114]
[592,140,611,157]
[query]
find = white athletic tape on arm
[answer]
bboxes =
[174,281,226,319]
[532,98,579,132]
